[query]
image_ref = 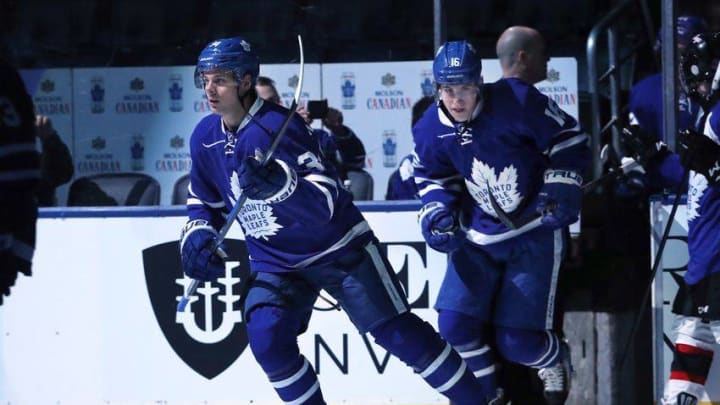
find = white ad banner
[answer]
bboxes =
[70,64,322,206]
[20,59,576,205]
[651,199,720,403]
[0,207,451,405]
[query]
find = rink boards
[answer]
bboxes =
[0,203,453,405]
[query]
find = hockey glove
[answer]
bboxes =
[239,153,298,202]
[679,129,720,186]
[179,219,227,281]
[537,169,582,229]
[620,125,670,166]
[419,202,465,253]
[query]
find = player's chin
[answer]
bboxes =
[450,112,470,122]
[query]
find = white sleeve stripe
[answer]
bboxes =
[308,180,335,219]
[304,173,338,189]
[186,198,225,208]
[417,184,445,197]
[186,197,204,206]
[414,174,463,185]
[548,133,589,157]
[206,200,226,208]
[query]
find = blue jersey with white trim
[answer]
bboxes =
[413,78,590,246]
[187,98,372,273]
[682,104,720,285]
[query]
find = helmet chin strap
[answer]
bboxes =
[437,96,483,137]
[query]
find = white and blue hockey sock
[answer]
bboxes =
[371,312,486,405]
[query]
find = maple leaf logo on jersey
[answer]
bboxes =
[687,172,708,223]
[465,159,523,217]
[229,171,284,240]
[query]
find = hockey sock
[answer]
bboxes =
[663,337,714,403]
[247,305,325,404]
[496,326,561,368]
[370,312,485,405]
[438,310,499,398]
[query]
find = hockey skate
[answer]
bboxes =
[537,341,572,405]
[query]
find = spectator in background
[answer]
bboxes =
[385,95,434,200]
[1,60,40,305]
[322,107,366,180]
[255,76,349,187]
[255,76,281,105]
[35,115,74,206]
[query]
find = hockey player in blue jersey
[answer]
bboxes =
[622,32,720,405]
[629,16,708,138]
[624,16,708,191]
[0,61,40,305]
[180,37,488,405]
[413,39,590,405]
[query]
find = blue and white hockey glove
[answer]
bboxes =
[679,129,720,186]
[620,125,670,166]
[239,153,298,202]
[419,202,465,253]
[537,169,582,228]
[179,219,227,281]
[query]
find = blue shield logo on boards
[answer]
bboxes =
[130,134,145,171]
[168,74,184,112]
[143,239,252,379]
[382,130,397,167]
[421,70,434,97]
[341,72,356,110]
[91,77,105,114]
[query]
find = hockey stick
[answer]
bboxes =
[617,168,688,370]
[486,158,641,230]
[177,35,305,312]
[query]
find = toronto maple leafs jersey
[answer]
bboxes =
[656,102,720,286]
[187,98,372,273]
[413,78,590,246]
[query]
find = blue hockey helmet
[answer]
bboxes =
[194,37,260,89]
[655,15,708,51]
[680,32,720,107]
[677,16,709,46]
[433,40,482,87]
